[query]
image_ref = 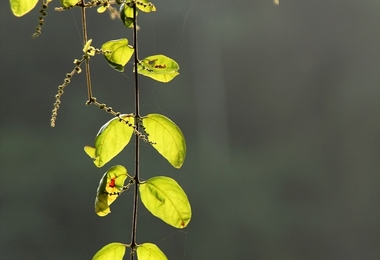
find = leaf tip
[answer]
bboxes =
[84,146,96,158]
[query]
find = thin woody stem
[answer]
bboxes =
[130,1,140,259]
[80,0,94,102]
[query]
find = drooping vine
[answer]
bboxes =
[9,0,190,259]
[32,0,51,38]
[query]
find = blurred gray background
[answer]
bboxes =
[1,0,380,259]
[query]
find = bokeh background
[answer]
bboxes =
[1,0,380,259]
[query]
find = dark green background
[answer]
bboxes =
[1,0,380,259]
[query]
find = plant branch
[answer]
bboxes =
[130,2,140,259]
[80,0,94,102]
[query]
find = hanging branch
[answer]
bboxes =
[9,0,190,259]
[130,1,140,258]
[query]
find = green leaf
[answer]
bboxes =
[139,176,191,228]
[137,55,180,83]
[102,39,134,72]
[10,0,38,17]
[136,0,156,13]
[84,146,96,158]
[95,165,128,217]
[97,2,109,13]
[142,114,186,168]
[120,3,136,28]
[84,114,134,168]
[60,0,78,8]
[83,39,96,56]
[93,242,127,260]
[137,243,167,260]
[97,5,107,13]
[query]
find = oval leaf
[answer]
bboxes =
[102,39,134,72]
[84,114,135,168]
[95,165,128,217]
[137,243,167,260]
[142,114,186,168]
[97,5,108,13]
[10,0,38,17]
[139,176,191,228]
[137,55,180,83]
[136,0,156,13]
[60,0,79,8]
[93,242,127,260]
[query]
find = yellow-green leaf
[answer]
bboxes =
[102,39,134,72]
[142,114,186,168]
[10,0,38,17]
[97,4,108,13]
[84,146,96,158]
[95,165,128,217]
[120,3,136,28]
[137,243,167,260]
[136,0,156,13]
[83,39,96,56]
[139,176,191,228]
[137,55,180,83]
[93,242,127,260]
[85,114,134,168]
[60,0,78,8]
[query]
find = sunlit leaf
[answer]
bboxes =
[139,176,191,228]
[95,165,128,217]
[10,0,38,17]
[97,3,109,13]
[102,39,134,72]
[137,243,167,260]
[120,3,136,28]
[93,242,127,260]
[97,6,107,13]
[60,0,78,8]
[142,114,186,168]
[84,114,134,168]
[83,39,96,56]
[135,0,156,13]
[84,145,96,158]
[137,55,180,83]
